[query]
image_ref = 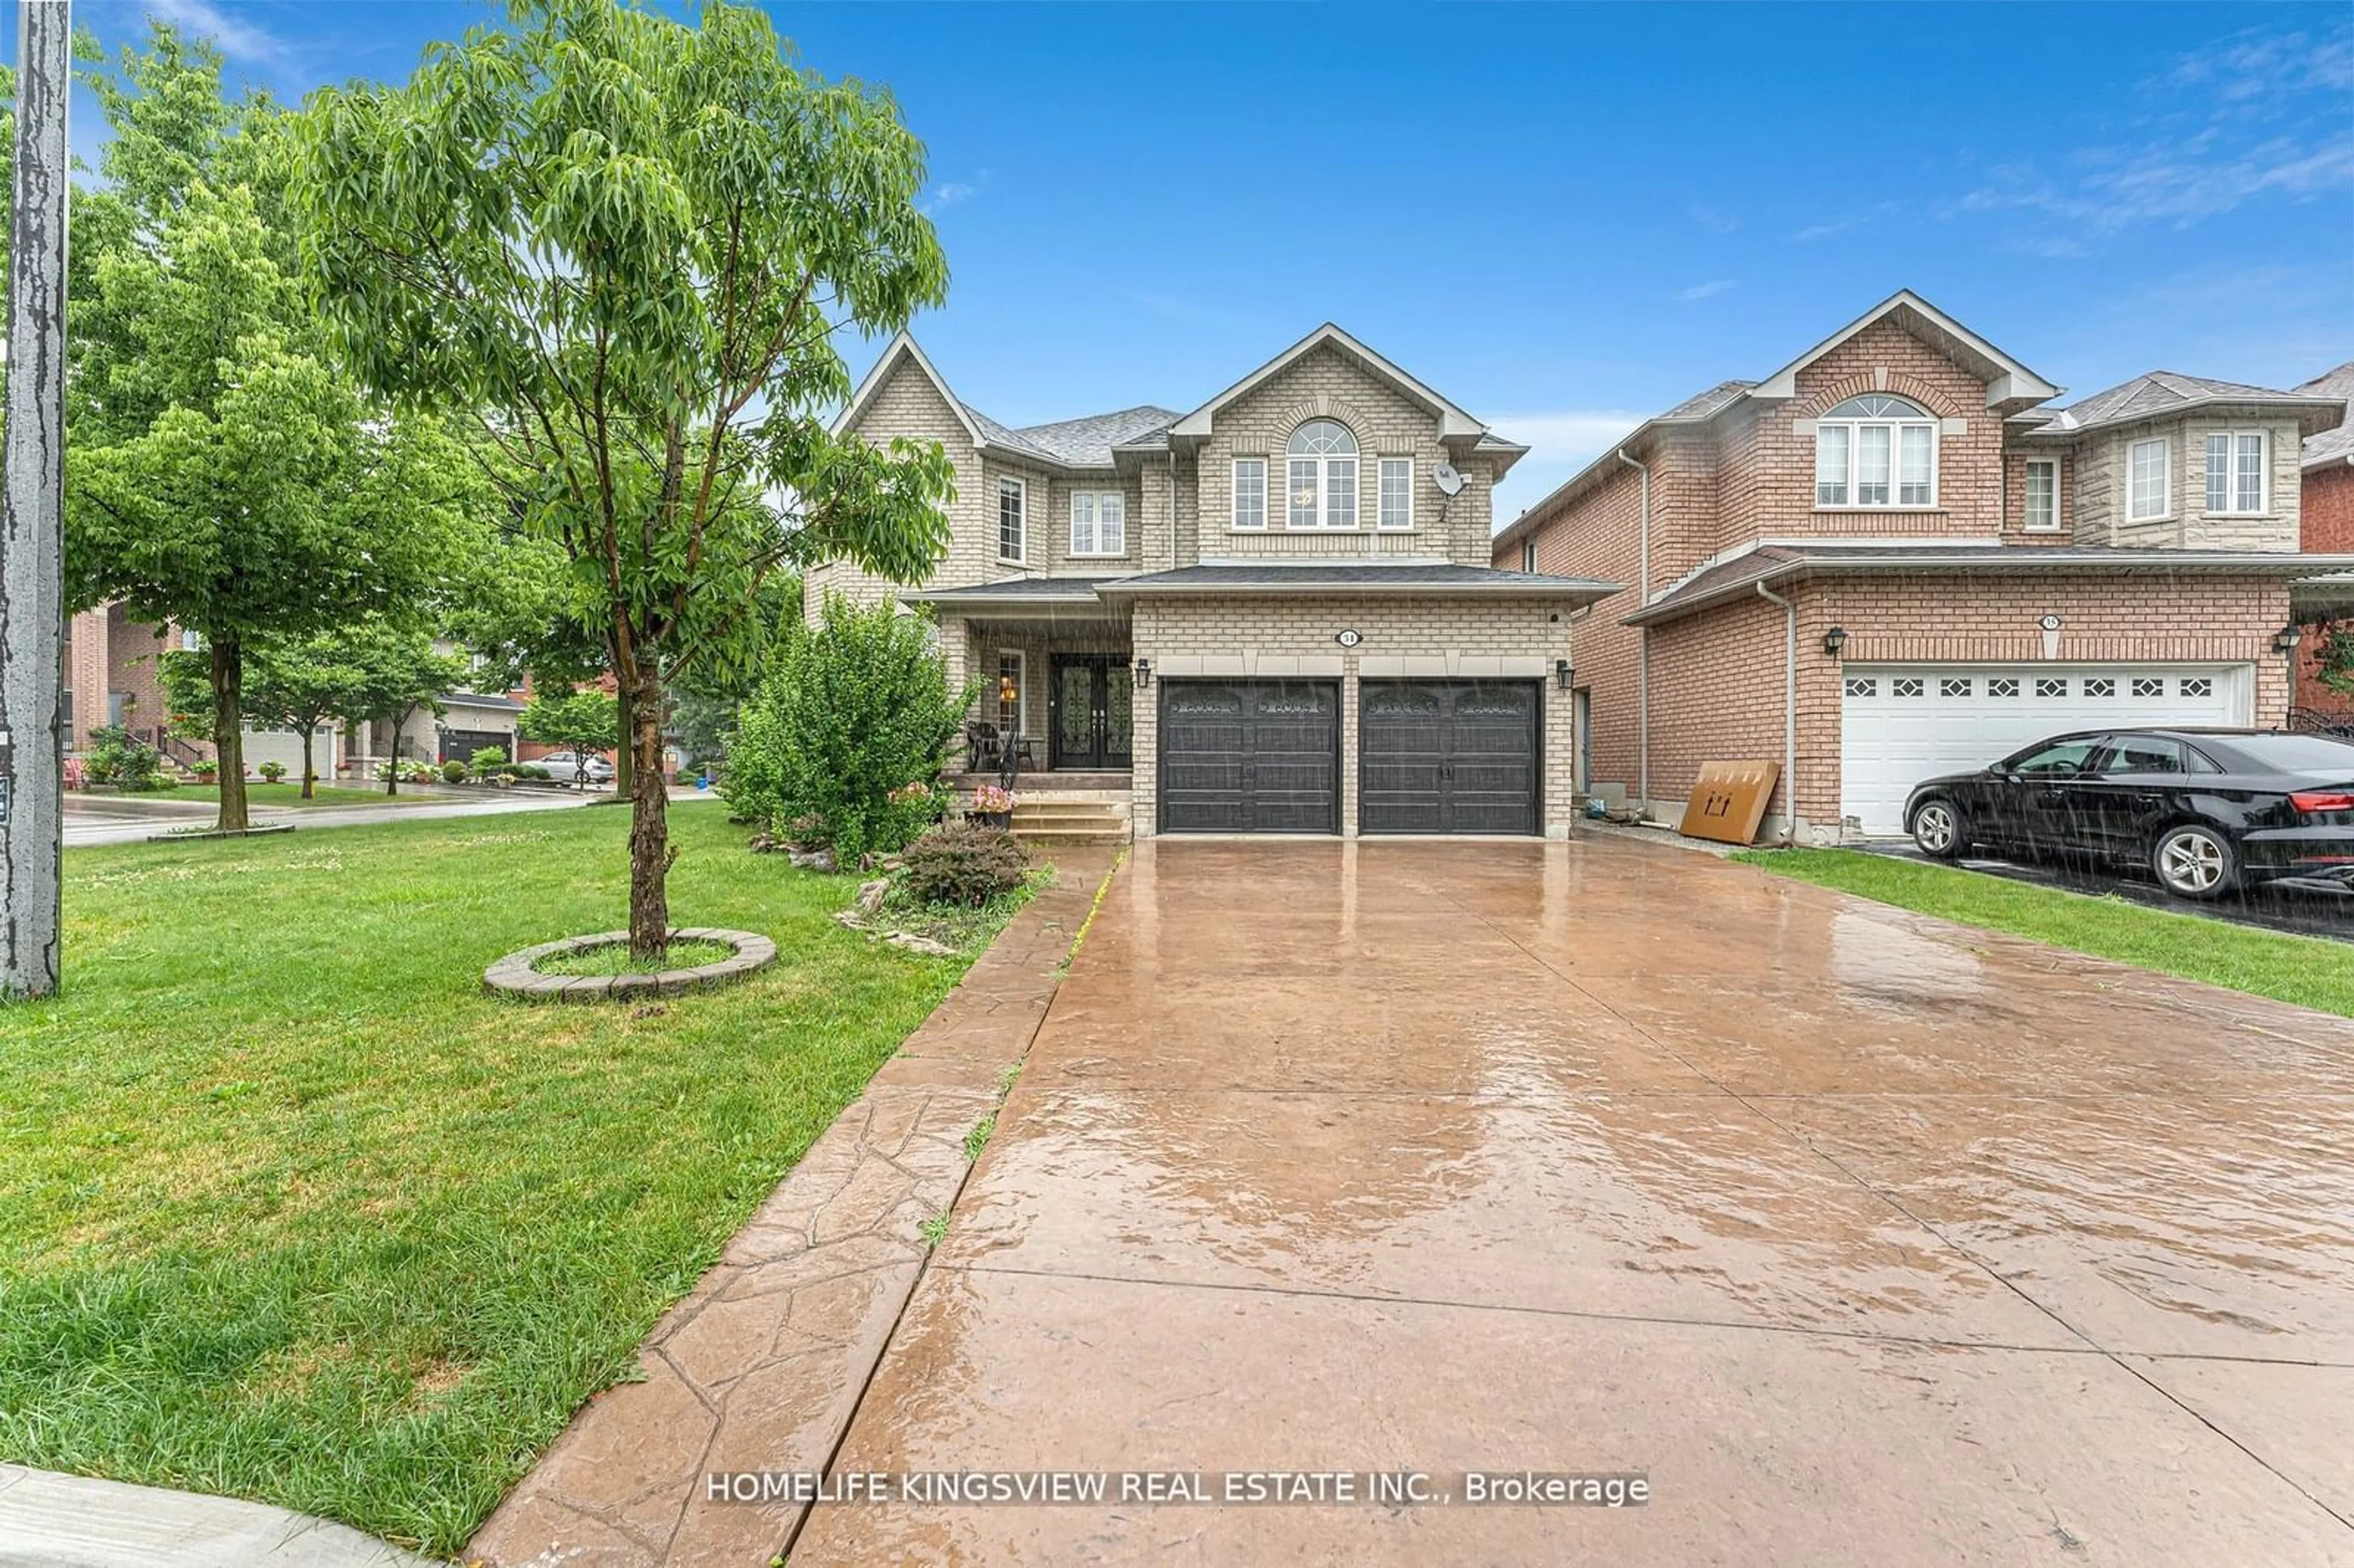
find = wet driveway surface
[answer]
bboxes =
[793,836,2354,1565]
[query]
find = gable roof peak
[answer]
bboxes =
[1746,288,2061,409]
[1167,322,1493,444]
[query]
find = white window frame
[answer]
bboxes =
[996,477,1026,564]
[1813,395,1939,510]
[1068,490,1126,557]
[1286,420,1360,530]
[2127,437,2169,522]
[1231,459,1267,530]
[1377,457,1414,530]
[2203,430,2269,517]
[996,649,1024,735]
[2023,457,2061,533]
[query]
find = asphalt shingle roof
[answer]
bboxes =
[2048,370,2314,432]
[962,403,1184,468]
[2296,361,2354,468]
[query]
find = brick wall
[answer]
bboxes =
[805,354,978,620]
[1128,594,1577,837]
[1190,344,1494,565]
[2296,463,2354,717]
[1569,571,2291,837]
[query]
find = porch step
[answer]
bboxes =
[1004,797,1131,846]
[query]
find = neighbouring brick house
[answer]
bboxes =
[64,601,524,777]
[806,325,1618,837]
[1490,291,2354,841]
[2293,361,2354,723]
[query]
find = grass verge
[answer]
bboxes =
[1732,848,2354,1018]
[0,807,1016,1553]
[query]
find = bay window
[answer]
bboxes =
[2128,437,2169,521]
[2204,432,2266,515]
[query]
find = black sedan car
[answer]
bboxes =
[1903,728,2354,900]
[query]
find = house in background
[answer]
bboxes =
[809,325,1618,839]
[65,603,524,778]
[2293,361,2354,723]
[1491,291,2354,841]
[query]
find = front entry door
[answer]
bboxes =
[1050,656,1133,771]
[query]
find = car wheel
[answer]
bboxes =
[1910,797,1968,859]
[2151,823,2238,900]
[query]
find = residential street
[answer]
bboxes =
[791,836,2354,1564]
[61,788,723,847]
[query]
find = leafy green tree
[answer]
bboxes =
[519,690,622,787]
[346,631,474,796]
[61,29,479,832]
[724,594,965,861]
[298,0,956,957]
[2314,622,2354,700]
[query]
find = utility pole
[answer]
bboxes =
[1,0,70,999]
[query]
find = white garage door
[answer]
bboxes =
[1840,664,2250,835]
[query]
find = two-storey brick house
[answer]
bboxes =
[1490,291,2354,840]
[806,325,1618,837]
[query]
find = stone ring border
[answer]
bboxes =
[483,927,777,1003]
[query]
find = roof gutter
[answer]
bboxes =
[1092,578,1623,604]
[1618,446,1652,815]
[1754,580,1798,847]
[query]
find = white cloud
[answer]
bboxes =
[1686,203,1740,234]
[143,0,294,67]
[1484,408,1650,526]
[929,181,980,207]
[1675,280,1735,302]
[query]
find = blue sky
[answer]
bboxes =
[29,0,2354,523]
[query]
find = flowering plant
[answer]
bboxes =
[970,783,1016,813]
[886,780,934,807]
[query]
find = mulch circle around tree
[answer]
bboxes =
[482,928,777,1003]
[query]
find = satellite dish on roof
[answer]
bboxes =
[1433,462,1465,497]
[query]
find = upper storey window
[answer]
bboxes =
[2204,432,2267,516]
[1287,420,1359,529]
[1815,395,1937,509]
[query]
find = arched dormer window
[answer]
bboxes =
[1816,394,1937,508]
[1286,419,1359,528]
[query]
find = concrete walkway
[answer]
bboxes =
[0,1465,430,1568]
[783,835,2354,1564]
[468,847,1120,1568]
[61,789,725,847]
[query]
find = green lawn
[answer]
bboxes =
[1732,848,2354,1017]
[0,808,1035,1553]
[175,782,444,807]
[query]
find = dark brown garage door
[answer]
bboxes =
[1360,680,1540,835]
[1158,680,1339,833]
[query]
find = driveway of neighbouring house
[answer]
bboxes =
[789,835,2354,1565]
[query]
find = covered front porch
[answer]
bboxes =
[907,577,1138,780]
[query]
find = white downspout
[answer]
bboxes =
[1754,580,1797,846]
[1616,448,1651,816]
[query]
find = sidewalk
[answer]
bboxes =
[0,1465,431,1568]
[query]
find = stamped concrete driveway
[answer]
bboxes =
[793,836,2354,1565]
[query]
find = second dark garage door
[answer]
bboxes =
[1360,680,1541,834]
[1158,680,1339,833]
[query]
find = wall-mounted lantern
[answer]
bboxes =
[1132,657,1152,689]
[1555,659,1574,690]
[2273,624,2304,657]
[1821,625,1848,659]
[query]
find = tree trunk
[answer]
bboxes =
[612,688,633,800]
[210,636,247,831]
[384,707,403,794]
[299,724,316,799]
[621,655,671,960]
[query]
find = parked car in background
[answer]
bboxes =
[1905,729,2354,901]
[535,752,615,786]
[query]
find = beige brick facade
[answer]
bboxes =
[1129,595,1579,837]
[823,329,1581,837]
